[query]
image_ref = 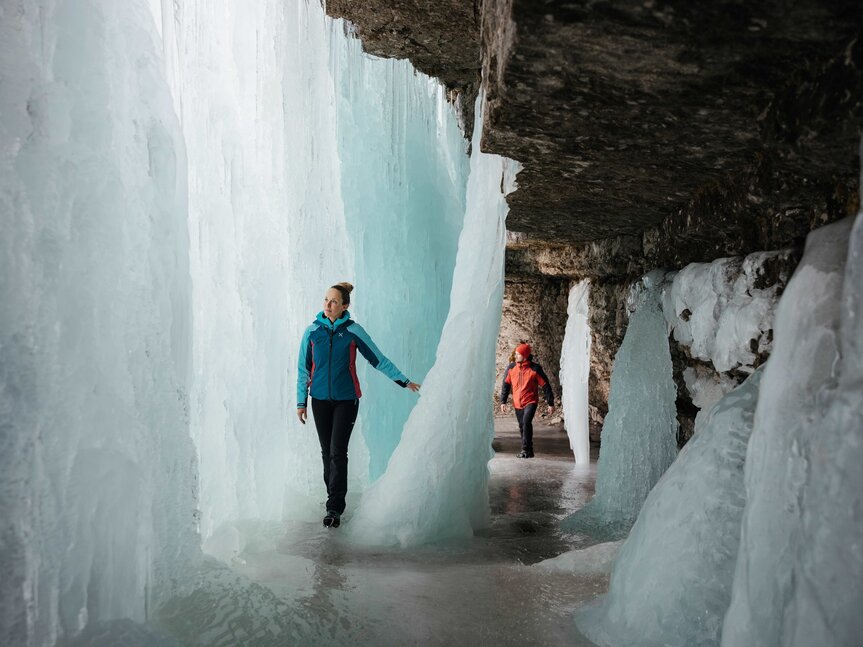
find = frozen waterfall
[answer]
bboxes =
[152,0,469,539]
[2,0,476,641]
[560,280,592,464]
[346,96,520,547]
[1,1,198,642]
[562,271,678,538]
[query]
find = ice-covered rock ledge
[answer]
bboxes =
[662,250,795,438]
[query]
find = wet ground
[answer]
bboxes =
[155,418,606,646]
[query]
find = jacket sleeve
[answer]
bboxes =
[534,363,555,406]
[349,323,410,386]
[296,326,314,407]
[500,363,514,404]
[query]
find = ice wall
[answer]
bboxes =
[786,212,863,646]
[559,280,592,464]
[151,0,363,537]
[346,96,520,547]
[0,1,199,643]
[330,31,469,481]
[152,1,468,536]
[577,369,762,647]
[2,0,473,641]
[723,215,859,646]
[562,271,678,538]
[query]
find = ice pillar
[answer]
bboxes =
[722,215,859,646]
[1,0,199,642]
[576,369,762,646]
[345,95,520,547]
[560,280,592,464]
[562,272,678,538]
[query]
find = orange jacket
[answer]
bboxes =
[500,360,554,409]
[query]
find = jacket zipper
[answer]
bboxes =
[328,326,334,400]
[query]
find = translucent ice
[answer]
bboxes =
[562,271,678,538]
[330,32,469,481]
[151,1,469,537]
[535,541,623,576]
[786,211,863,646]
[722,216,858,645]
[576,369,762,647]
[1,0,198,643]
[560,280,592,464]
[2,0,473,641]
[346,95,520,547]
[150,0,361,537]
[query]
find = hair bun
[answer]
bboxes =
[337,282,354,293]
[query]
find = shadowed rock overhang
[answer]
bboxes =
[326,0,862,253]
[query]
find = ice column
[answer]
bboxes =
[560,280,592,464]
[722,215,859,646]
[1,1,199,643]
[330,29,469,481]
[346,96,520,547]
[576,369,762,646]
[153,0,359,535]
[786,211,863,646]
[562,272,678,538]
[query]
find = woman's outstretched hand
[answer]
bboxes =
[297,407,307,424]
[406,382,421,392]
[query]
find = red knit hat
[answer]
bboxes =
[515,343,532,358]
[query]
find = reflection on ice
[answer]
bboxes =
[145,423,605,647]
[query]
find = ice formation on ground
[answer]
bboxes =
[560,280,592,464]
[576,368,763,647]
[722,215,859,645]
[346,96,520,547]
[561,272,678,538]
[534,541,623,575]
[1,1,199,643]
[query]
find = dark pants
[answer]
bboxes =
[311,398,359,514]
[515,403,537,452]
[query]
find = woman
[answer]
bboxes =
[499,342,555,458]
[297,282,420,528]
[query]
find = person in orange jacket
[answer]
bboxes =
[499,342,555,458]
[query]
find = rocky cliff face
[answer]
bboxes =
[326,0,863,442]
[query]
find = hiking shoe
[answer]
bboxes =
[526,450,535,458]
[517,451,529,458]
[323,510,341,528]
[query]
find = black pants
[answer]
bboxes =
[311,398,359,514]
[515,403,537,452]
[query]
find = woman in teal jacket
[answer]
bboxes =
[297,282,420,528]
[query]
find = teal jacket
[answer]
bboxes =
[297,311,410,407]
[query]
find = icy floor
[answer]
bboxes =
[150,419,605,646]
